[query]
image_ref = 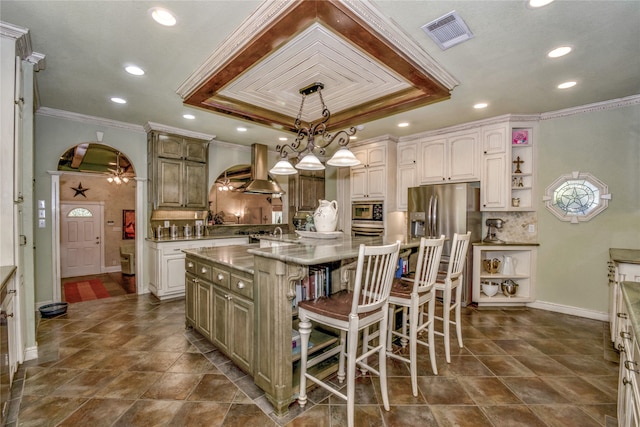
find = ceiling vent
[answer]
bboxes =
[421,11,474,50]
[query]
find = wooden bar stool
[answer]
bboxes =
[386,235,444,396]
[434,231,471,363]
[297,242,401,427]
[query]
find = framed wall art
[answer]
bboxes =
[123,209,135,239]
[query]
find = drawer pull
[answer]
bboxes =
[619,344,626,352]
[620,331,632,340]
[618,312,628,319]
[623,377,632,386]
[1,312,14,319]
[201,267,208,274]
[192,278,198,283]
[625,360,640,374]
[187,262,194,268]
[236,281,245,289]
[217,273,224,281]
[225,294,232,301]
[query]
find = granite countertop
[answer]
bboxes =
[248,234,421,265]
[472,242,540,246]
[610,248,640,264]
[183,244,258,274]
[621,281,640,337]
[146,235,250,243]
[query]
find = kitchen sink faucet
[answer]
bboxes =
[273,227,283,238]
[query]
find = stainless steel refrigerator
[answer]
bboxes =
[407,182,481,305]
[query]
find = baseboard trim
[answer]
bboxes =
[527,300,608,322]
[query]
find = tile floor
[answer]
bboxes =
[5,293,619,427]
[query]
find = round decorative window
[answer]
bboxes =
[543,171,611,223]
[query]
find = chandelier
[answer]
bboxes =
[217,172,233,191]
[269,83,361,175]
[107,152,129,184]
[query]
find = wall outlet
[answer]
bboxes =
[38,219,46,228]
[164,220,170,227]
[528,224,535,233]
[195,220,203,226]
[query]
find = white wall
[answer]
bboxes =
[535,102,640,314]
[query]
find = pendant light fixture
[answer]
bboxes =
[269,83,361,175]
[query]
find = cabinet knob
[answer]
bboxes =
[1,312,14,319]
[620,331,632,340]
[618,343,626,352]
[201,267,208,274]
[623,377,632,386]
[217,273,224,281]
[618,312,628,319]
[236,281,245,289]
[188,262,194,268]
[192,278,198,283]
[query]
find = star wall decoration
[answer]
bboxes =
[71,182,89,198]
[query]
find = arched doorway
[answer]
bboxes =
[55,143,138,302]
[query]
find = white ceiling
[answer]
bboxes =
[2,1,639,151]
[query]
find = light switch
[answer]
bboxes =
[528,224,535,233]
[38,209,46,218]
[38,200,45,209]
[38,219,46,228]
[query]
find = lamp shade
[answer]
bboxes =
[295,153,325,171]
[269,159,298,175]
[326,147,361,167]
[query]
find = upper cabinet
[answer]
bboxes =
[396,142,418,211]
[146,125,213,210]
[480,120,537,211]
[419,129,480,184]
[350,136,397,210]
[289,170,325,212]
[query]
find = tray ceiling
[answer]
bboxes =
[179,0,456,132]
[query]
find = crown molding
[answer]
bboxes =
[143,122,216,141]
[349,134,398,148]
[37,107,145,133]
[0,21,46,70]
[540,94,640,120]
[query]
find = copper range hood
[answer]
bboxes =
[236,144,285,195]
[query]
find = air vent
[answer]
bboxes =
[421,11,474,50]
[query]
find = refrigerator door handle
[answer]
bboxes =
[431,195,438,237]
[427,195,434,237]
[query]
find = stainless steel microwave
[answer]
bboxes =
[352,201,384,221]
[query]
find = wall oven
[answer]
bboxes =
[351,201,384,237]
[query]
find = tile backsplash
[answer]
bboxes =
[482,211,538,243]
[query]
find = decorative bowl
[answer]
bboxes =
[481,281,499,297]
[501,280,519,297]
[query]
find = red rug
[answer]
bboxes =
[64,279,111,303]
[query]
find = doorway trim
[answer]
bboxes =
[49,171,145,303]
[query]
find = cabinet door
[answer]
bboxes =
[229,296,254,373]
[397,165,416,211]
[420,138,446,183]
[183,161,208,209]
[299,175,319,211]
[350,167,368,199]
[196,281,212,339]
[212,287,230,353]
[367,166,386,199]
[367,145,386,166]
[352,148,368,167]
[398,143,417,166]
[184,139,208,162]
[157,158,183,207]
[165,253,187,294]
[448,131,479,181]
[157,134,184,159]
[481,153,508,210]
[185,273,197,325]
[482,124,508,154]
[147,245,160,295]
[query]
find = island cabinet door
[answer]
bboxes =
[229,296,254,374]
[185,272,197,326]
[196,281,213,339]
[212,286,230,354]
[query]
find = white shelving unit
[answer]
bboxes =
[472,245,537,306]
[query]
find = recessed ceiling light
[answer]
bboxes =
[473,103,488,109]
[125,65,145,76]
[349,136,357,140]
[548,46,572,58]
[557,81,577,89]
[110,97,127,104]
[278,137,288,141]
[528,0,555,8]
[397,122,410,128]
[183,114,195,120]
[237,127,247,132]
[150,7,177,26]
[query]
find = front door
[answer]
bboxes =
[60,203,102,278]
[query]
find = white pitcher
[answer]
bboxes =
[313,200,338,232]
[502,255,516,275]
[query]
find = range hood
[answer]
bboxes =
[236,144,285,195]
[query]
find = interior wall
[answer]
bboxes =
[33,113,146,303]
[59,173,136,269]
[535,102,640,314]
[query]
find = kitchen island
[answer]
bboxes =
[183,233,420,416]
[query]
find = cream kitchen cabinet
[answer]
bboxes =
[609,249,640,350]
[480,123,509,210]
[419,129,479,184]
[147,127,212,210]
[350,137,397,210]
[617,282,640,427]
[396,142,418,211]
[147,237,248,300]
[472,245,537,306]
